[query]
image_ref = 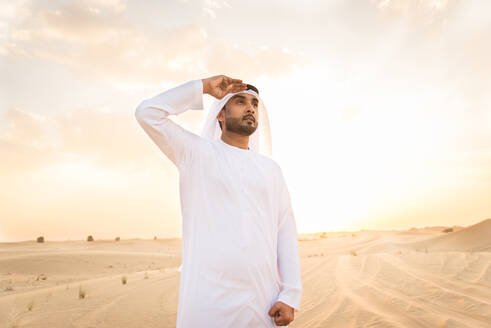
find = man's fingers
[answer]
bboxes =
[274,312,283,324]
[234,82,247,88]
[226,83,247,93]
[273,307,294,326]
[212,75,242,88]
[274,315,291,326]
[223,76,243,84]
[230,85,247,93]
[222,76,245,91]
[274,314,289,326]
[268,303,280,317]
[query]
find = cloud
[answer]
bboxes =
[316,0,491,123]
[206,44,303,81]
[0,109,60,173]
[202,0,230,18]
[85,0,127,13]
[0,106,186,174]
[373,0,459,24]
[5,0,303,84]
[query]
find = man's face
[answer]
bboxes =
[218,93,259,136]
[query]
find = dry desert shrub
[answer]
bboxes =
[442,227,453,233]
[115,236,120,241]
[36,236,45,243]
[144,272,149,279]
[87,235,94,242]
[121,276,127,285]
[36,274,47,281]
[27,300,34,311]
[350,250,358,256]
[153,236,158,240]
[79,285,86,299]
[4,279,13,291]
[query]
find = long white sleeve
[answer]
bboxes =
[276,169,302,311]
[135,79,204,168]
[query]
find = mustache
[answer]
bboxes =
[243,114,256,122]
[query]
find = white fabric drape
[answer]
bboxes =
[135,79,302,327]
[200,88,272,157]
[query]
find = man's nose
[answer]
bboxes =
[246,103,255,114]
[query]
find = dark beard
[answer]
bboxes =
[224,117,258,136]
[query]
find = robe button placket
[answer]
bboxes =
[239,156,245,192]
[239,155,248,250]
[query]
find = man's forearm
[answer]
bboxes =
[276,171,302,311]
[134,79,204,167]
[277,230,302,311]
[135,79,204,120]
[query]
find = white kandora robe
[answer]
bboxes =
[135,79,302,327]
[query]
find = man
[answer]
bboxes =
[135,75,302,327]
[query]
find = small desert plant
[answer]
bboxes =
[36,274,47,281]
[115,236,120,241]
[153,236,158,240]
[36,236,45,243]
[78,285,86,299]
[442,227,453,233]
[121,276,127,285]
[10,319,21,328]
[87,235,94,242]
[28,300,34,311]
[350,250,358,256]
[144,272,149,279]
[4,279,13,290]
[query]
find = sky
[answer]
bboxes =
[1,0,491,242]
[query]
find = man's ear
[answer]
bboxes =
[217,108,225,129]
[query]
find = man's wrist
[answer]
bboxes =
[201,78,209,95]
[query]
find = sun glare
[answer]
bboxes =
[39,158,118,187]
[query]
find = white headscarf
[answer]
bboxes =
[201,89,272,157]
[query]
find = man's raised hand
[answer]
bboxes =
[268,301,295,326]
[202,75,247,99]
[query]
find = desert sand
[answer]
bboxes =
[1,219,490,328]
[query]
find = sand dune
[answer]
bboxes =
[413,218,491,252]
[1,222,490,328]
